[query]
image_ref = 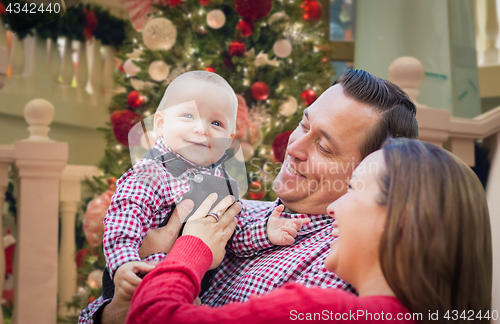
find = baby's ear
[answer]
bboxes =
[153,112,163,136]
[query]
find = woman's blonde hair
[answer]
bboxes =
[378,138,492,323]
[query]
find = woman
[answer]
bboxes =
[124,139,492,324]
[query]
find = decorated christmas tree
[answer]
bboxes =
[69,0,333,320]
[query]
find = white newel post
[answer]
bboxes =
[58,165,99,318]
[0,146,14,324]
[11,99,68,324]
[388,57,451,148]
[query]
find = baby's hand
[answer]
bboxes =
[113,261,156,302]
[266,205,311,246]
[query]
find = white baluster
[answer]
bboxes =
[76,41,89,103]
[485,0,500,64]
[9,33,24,77]
[0,146,14,324]
[388,56,427,108]
[47,38,61,84]
[90,38,103,106]
[60,37,74,100]
[12,99,68,324]
[22,33,36,93]
[0,20,8,90]
[58,165,99,319]
[102,46,115,105]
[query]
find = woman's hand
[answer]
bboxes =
[182,193,241,270]
[139,199,195,259]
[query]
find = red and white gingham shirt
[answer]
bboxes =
[103,137,226,277]
[79,198,356,323]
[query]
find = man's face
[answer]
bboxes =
[273,84,381,215]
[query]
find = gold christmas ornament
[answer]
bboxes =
[126,48,144,59]
[273,39,292,58]
[279,96,298,116]
[254,50,280,67]
[148,60,171,81]
[206,9,226,29]
[142,18,177,51]
[130,79,155,91]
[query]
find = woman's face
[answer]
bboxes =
[324,150,388,288]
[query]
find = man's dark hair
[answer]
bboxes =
[333,69,419,159]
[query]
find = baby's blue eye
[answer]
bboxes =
[183,114,193,119]
[212,121,222,127]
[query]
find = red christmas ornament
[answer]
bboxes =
[127,90,145,109]
[110,110,122,125]
[205,66,216,73]
[248,181,266,200]
[272,131,292,163]
[251,81,270,101]
[88,296,96,304]
[301,89,317,106]
[236,20,254,37]
[235,0,272,21]
[0,1,6,15]
[300,0,322,22]
[229,41,246,57]
[198,0,210,5]
[112,110,143,146]
[118,64,125,73]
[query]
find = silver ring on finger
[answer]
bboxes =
[206,210,222,222]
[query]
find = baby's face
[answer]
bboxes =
[155,79,237,167]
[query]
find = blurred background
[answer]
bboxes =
[0,0,499,323]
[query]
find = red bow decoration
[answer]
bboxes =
[0,0,6,15]
[83,9,98,40]
[123,0,172,31]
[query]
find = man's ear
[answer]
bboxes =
[154,112,163,137]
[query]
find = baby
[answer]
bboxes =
[102,71,310,301]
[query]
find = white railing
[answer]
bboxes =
[0,99,99,323]
[0,22,113,129]
[389,56,500,323]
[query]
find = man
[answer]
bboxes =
[79,70,418,323]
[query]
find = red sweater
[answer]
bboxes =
[126,236,419,324]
